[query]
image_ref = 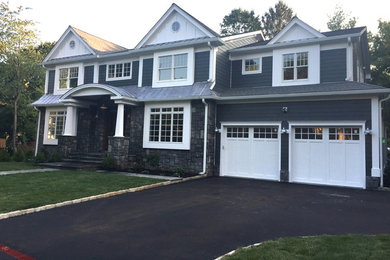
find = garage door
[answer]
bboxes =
[291,126,365,188]
[221,126,280,180]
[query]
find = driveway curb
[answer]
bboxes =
[0,174,207,220]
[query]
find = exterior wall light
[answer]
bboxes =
[281,128,290,134]
[364,128,372,135]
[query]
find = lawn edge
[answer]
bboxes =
[0,174,207,220]
[215,242,263,260]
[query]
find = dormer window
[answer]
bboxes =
[159,54,188,81]
[59,67,78,89]
[283,52,308,81]
[106,62,132,81]
[242,57,261,74]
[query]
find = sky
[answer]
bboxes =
[9,0,390,49]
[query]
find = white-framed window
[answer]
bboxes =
[152,48,194,88]
[254,127,278,139]
[106,61,132,81]
[294,127,323,140]
[143,102,191,150]
[59,67,79,89]
[226,127,249,138]
[43,108,67,145]
[283,52,308,81]
[242,57,262,74]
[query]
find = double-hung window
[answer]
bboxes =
[143,102,191,150]
[158,54,188,81]
[59,67,78,89]
[107,62,132,80]
[283,52,308,81]
[44,109,67,145]
[242,58,261,74]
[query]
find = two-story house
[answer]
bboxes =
[33,3,390,189]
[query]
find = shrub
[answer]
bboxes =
[34,151,46,163]
[13,149,25,162]
[24,150,34,161]
[146,153,160,168]
[101,156,116,170]
[173,168,185,177]
[0,150,11,162]
[141,169,150,175]
[50,152,62,162]
[132,162,145,173]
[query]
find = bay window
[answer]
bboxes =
[44,109,67,145]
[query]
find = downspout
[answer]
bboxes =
[199,98,209,175]
[379,94,390,188]
[34,107,41,157]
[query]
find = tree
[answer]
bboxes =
[260,1,294,39]
[327,5,357,31]
[220,8,261,36]
[369,20,390,88]
[0,2,46,152]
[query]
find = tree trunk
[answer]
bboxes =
[13,93,19,153]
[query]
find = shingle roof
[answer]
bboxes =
[71,26,128,54]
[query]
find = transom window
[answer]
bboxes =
[159,54,188,81]
[107,62,132,80]
[254,127,278,139]
[295,127,323,140]
[59,67,78,89]
[283,52,308,81]
[329,128,360,141]
[226,127,249,138]
[47,111,67,140]
[243,58,261,74]
[149,107,184,143]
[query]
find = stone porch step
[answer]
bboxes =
[38,161,101,171]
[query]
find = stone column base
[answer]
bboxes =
[58,136,77,158]
[108,136,130,170]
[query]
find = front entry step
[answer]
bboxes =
[40,152,105,171]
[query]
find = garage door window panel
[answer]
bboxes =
[295,127,323,140]
[227,127,249,138]
[254,127,278,139]
[329,127,360,141]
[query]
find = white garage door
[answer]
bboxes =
[291,126,365,188]
[221,126,280,180]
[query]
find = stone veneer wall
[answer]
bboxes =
[127,100,216,175]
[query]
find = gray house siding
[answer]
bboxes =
[142,58,153,87]
[217,99,372,177]
[98,61,139,86]
[195,51,210,82]
[231,56,272,88]
[47,70,55,94]
[84,65,94,84]
[320,48,347,83]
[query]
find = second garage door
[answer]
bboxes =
[291,126,365,188]
[221,126,280,180]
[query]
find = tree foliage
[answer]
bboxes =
[327,5,357,31]
[260,1,294,39]
[0,1,52,152]
[369,20,390,88]
[220,8,261,36]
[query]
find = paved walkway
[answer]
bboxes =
[0,168,58,176]
[1,177,390,259]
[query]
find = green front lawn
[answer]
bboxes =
[0,170,164,213]
[224,234,390,259]
[0,162,43,171]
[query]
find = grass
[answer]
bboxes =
[0,161,43,171]
[0,170,164,213]
[223,234,390,259]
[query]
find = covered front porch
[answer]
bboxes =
[58,84,136,168]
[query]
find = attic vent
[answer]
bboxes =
[172,21,180,32]
[69,40,75,49]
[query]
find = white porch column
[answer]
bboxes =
[114,103,125,137]
[63,106,78,136]
[371,97,381,177]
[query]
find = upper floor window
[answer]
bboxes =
[59,67,78,89]
[283,52,308,81]
[107,62,132,81]
[159,54,188,81]
[242,58,261,74]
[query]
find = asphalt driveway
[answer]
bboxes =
[1,177,390,260]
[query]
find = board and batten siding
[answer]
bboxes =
[320,48,347,83]
[142,58,153,87]
[231,56,273,88]
[84,65,94,84]
[98,61,139,86]
[194,51,210,82]
[217,99,372,177]
[47,70,55,94]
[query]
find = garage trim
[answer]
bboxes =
[288,121,366,189]
[220,121,282,180]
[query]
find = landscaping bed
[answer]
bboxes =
[0,170,164,213]
[223,234,390,259]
